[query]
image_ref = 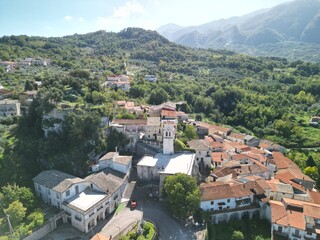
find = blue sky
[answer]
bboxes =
[0,0,292,37]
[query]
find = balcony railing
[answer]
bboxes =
[206,203,259,214]
[292,233,301,238]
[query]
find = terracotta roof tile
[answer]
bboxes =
[211,152,228,163]
[269,200,288,226]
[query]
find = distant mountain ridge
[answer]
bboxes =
[157,0,320,61]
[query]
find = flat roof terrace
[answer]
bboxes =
[64,188,107,213]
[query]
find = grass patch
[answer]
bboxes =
[115,202,126,215]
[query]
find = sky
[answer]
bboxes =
[0,0,293,37]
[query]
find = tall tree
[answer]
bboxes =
[162,173,200,220]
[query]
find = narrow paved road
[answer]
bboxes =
[100,205,143,238]
[141,200,195,240]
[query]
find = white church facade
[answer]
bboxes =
[137,119,197,191]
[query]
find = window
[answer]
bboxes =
[90,183,93,188]
[114,194,118,200]
[227,199,230,203]
[211,201,214,205]
[66,190,70,197]
[278,226,283,232]
[166,132,168,137]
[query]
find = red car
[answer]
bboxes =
[130,200,137,208]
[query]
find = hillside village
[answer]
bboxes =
[0,54,320,239]
[0,65,320,239]
[0,27,320,240]
[27,93,320,239]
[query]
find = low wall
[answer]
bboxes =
[23,211,65,240]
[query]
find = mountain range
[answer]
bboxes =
[157,0,320,61]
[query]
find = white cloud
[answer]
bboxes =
[45,26,54,31]
[78,17,85,23]
[96,1,145,31]
[113,0,144,18]
[153,0,160,6]
[64,16,73,21]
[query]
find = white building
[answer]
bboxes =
[93,151,132,174]
[145,75,157,82]
[0,99,21,117]
[187,139,212,170]
[162,119,175,155]
[145,117,162,143]
[200,180,268,224]
[269,198,320,240]
[137,118,196,191]
[33,167,130,233]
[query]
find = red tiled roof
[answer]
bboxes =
[272,152,299,170]
[211,152,228,163]
[91,233,111,240]
[161,109,177,118]
[211,166,237,178]
[211,142,223,149]
[269,200,289,226]
[200,181,253,201]
[231,154,248,161]
[308,190,320,204]
[204,136,214,143]
[229,132,246,140]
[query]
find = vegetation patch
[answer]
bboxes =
[119,220,156,240]
[207,217,271,240]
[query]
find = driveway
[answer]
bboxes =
[100,204,143,238]
[141,199,195,240]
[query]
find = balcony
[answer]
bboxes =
[292,233,301,238]
[65,212,71,216]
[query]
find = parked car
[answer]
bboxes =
[130,199,137,208]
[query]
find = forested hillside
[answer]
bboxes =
[0,28,320,188]
[157,0,320,62]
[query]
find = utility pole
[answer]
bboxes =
[0,202,18,240]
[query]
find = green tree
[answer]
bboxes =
[303,166,319,183]
[148,88,169,105]
[1,184,35,209]
[232,230,245,240]
[183,125,198,140]
[306,155,316,167]
[162,173,200,220]
[26,210,45,228]
[4,200,26,226]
